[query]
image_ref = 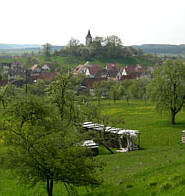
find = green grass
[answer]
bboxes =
[1,100,185,195]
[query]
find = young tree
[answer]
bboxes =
[147,60,185,124]
[109,83,121,103]
[0,84,16,109]
[120,80,133,104]
[2,95,103,196]
[129,78,149,103]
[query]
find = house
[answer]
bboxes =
[73,65,85,75]
[95,69,119,80]
[1,62,26,80]
[7,69,26,80]
[31,64,40,72]
[11,62,24,69]
[119,64,143,80]
[1,62,24,72]
[31,72,57,82]
[146,66,154,73]
[41,64,50,71]
[120,64,143,76]
[106,63,119,71]
[78,78,107,95]
[73,61,102,77]
[94,69,108,78]
[82,62,102,77]
[80,78,107,89]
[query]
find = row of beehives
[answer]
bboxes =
[82,122,140,153]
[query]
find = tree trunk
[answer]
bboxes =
[126,96,129,105]
[171,110,176,125]
[47,177,54,196]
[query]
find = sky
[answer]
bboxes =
[0,0,185,46]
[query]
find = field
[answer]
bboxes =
[1,100,185,195]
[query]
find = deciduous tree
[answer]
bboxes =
[147,60,185,124]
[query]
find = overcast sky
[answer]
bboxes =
[0,0,185,46]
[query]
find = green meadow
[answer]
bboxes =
[1,100,185,195]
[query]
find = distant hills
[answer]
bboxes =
[0,44,63,51]
[0,44,42,50]
[132,44,185,56]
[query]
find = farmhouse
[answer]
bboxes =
[73,61,102,77]
[41,64,50,71]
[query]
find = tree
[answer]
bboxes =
[43,43,52,58]
[129,78,149,103]
[26,56,40,66]
[120,80,133,104]
[104,35,123,58]
[67,38,80,48]
[122,46,137,57]
[27,79,50,96]
[109,83,121,103]
[2,94,103,196]
[93,80,113,102]
[0,84,16,109]
[147,60,185,125]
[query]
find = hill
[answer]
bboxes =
[0,44,64,56]
[0,44,41,50]
[132,44,185,56]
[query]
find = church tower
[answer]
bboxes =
[86,30,92,46]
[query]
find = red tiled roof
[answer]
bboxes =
[88,64,102,75]
[94,69,108,78]
[31,64,39,71]
[73,65,85,75]
[31,72,57,81]
[125,65,143,73]
[81,78,107,88]
[146,66,154,71]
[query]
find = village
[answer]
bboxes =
[0,60,154,90]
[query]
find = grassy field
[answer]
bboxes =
[1,100,185,195]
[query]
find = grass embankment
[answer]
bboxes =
[1,100,185,195]
[0,55,152,69]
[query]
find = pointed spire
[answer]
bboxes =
[86,29,92,38]
[88,30,91,36]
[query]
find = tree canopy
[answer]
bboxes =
[2,74,104,196]
[147,60,185,124]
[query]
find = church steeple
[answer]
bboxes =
[86,30,92,46]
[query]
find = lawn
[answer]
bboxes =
[1,100,185,195]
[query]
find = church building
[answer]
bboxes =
[86,30,92,46]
